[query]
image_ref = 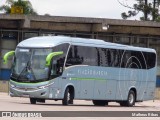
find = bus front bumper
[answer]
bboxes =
[9,86,50,99]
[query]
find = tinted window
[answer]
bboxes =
[121,50,156,69]
[66,45,156,69]
[66,45,98,67]
[131,51,146,69]
[102,48,109,67]
[50,43,69,78]
[97,48,108,67]
[143,52,156,69]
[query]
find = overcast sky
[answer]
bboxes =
[0,0,141,20]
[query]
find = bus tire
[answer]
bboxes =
[127,90,135,107]
[62,87,73,105]
[92,100,108,106]
[120,90,135,107]
[30,98,37,104]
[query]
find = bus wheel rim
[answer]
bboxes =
[129,93,134,104]
[67,92,70,102]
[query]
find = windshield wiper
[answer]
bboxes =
[16,61,36,82]
[16,61,30,82]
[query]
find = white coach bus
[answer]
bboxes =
[3,36,157,107]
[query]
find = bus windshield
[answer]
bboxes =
[11,48,52,82]
[10,43,69,83]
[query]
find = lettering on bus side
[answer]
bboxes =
[77,69,107,76]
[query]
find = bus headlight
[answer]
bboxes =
[10,84,16,88]
[38,85,46,89]
[38,82,54,89]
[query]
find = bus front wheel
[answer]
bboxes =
[62,87,74,105]
[30,98,37,104]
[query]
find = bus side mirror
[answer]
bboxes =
[3,51,15,64]
[46,51,63,66]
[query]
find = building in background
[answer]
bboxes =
[0,14,160,87]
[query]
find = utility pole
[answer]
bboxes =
[144,0,148,20]
[153,0,156,21]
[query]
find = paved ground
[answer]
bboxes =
[0,92,159,120]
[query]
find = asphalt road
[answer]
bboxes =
[0,93,159,120]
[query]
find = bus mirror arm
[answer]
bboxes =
[46,51,63,66]
[3,51,15,64]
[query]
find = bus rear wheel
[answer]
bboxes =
[62,87,74,105]
[127,90,135,107]
[92,100,108,106]
[120,90,135,107]
[30,98,37,104]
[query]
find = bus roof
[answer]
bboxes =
[17,36,156,53]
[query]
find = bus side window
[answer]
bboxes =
[66,47,75,67]
[109,49,115,67]
[96,48,101,66]
[114,49,120,67]
[107,49,111,67]
[103,48,108,67]
[66,45,98,67]
[51,57,64,76]
[143,52,156,69]
[99,48,107,67]
[78,46,97,66]
[51,60,57,76]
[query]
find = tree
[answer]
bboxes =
[0,0,37,15]
[118,0,160,21]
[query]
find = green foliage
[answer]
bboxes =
[155,16,160,22]
[121,11,137,19]
[120,0,160,21]
[0,0,37,15]
[0,5,11,14]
